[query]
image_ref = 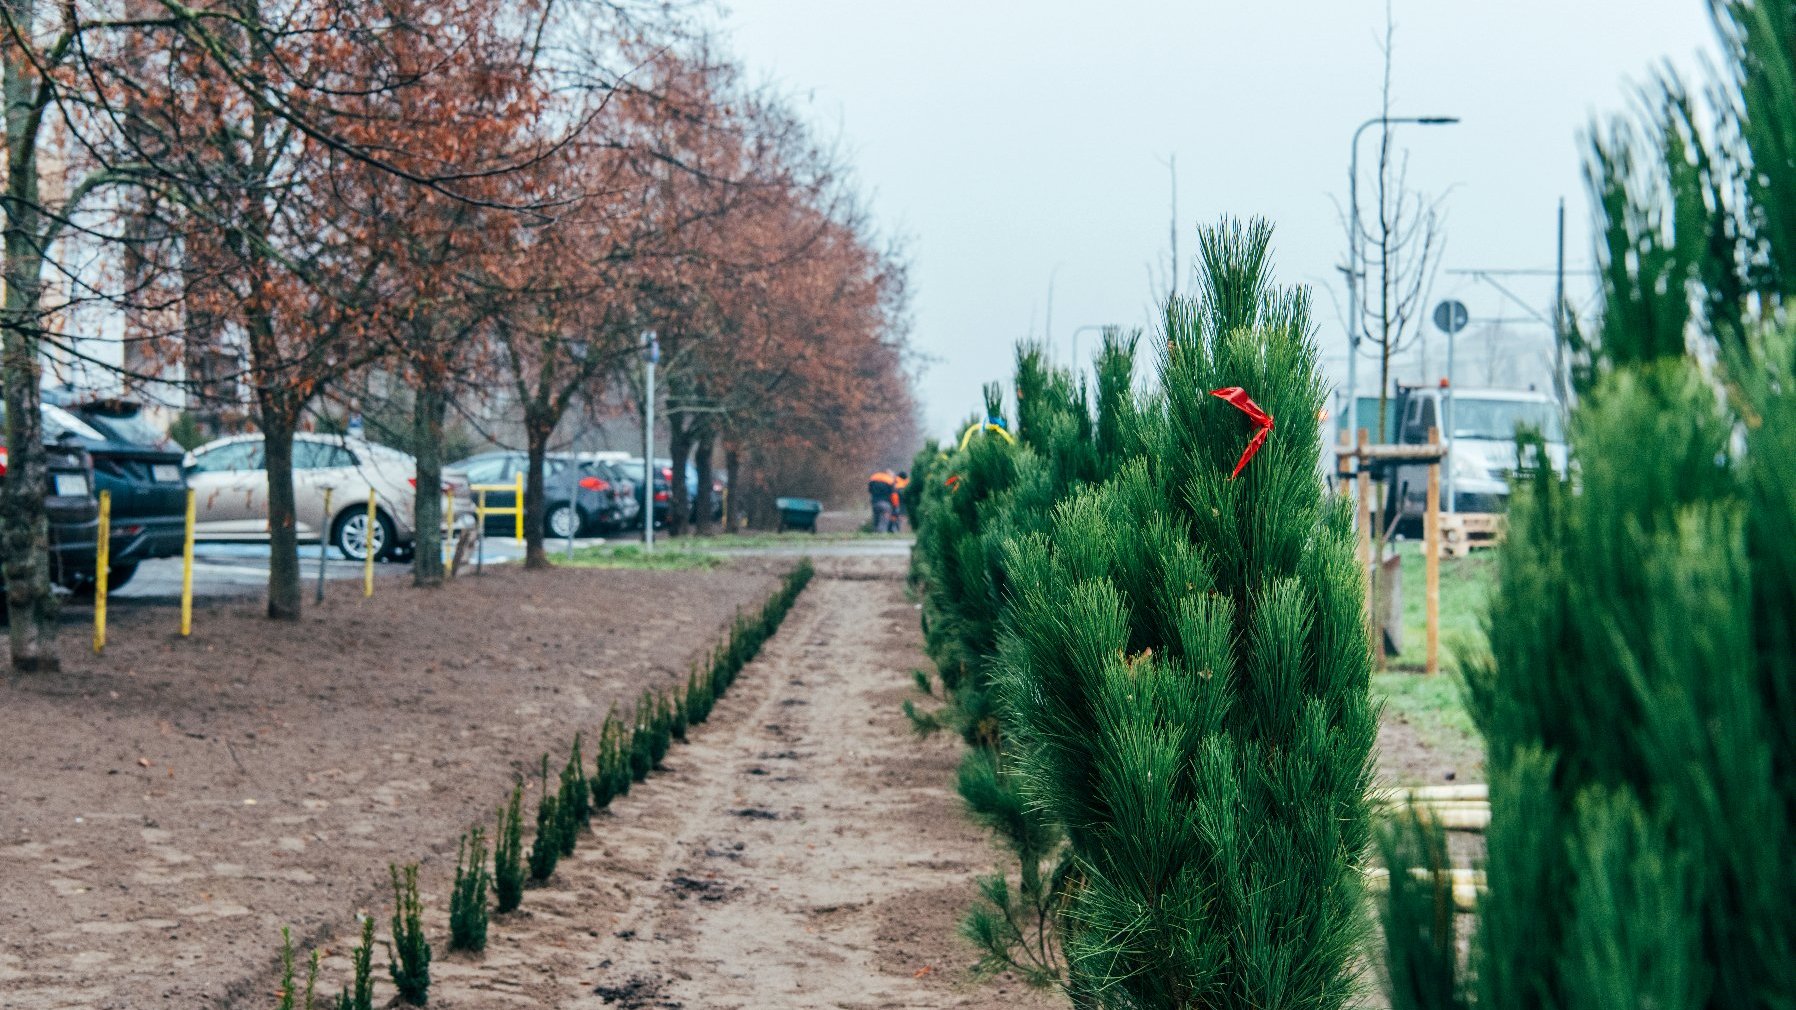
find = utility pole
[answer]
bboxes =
[1167,153,1178,298]
[1553,198,1568,408]
[641,330,659,551]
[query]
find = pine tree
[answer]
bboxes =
[493,786,525,913]
[449,827,490,952]
[905,336,1145,986]
[996,218,1375,1009]
[339,915,375,1010]
[1379,334,1796,1010]
[1377,13,1796,1008]
[386,863,431,1005]
[528,756,561,882]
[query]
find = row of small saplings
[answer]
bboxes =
[269,560,815,1009]
[1367,783,1489,912]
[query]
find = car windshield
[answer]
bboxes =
[78,406,172,448]
[1450,398,1564,442]
[42,403,106,441]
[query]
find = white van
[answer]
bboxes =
[1385,385,1568,526]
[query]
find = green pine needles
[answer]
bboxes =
[276,926,321,1010]
[907,334,1144,989]
[449,828,489,952]
[386,863,431,1005]
[528,755,562,882]
[339,916,375,1010]
[1380,337,1796,1010]
[493,785,525,913]
[995,219,1376,1008]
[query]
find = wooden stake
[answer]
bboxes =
[1355,427,1375,657]
[1425,426,1441,675]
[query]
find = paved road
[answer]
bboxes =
[103,536,603,606]
[94,532,912,608]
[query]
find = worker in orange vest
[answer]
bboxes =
[868,468,898,532]
[889,471,910,532]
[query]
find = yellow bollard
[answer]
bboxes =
[364,489,376,598]
[513,471,524,542]
[180,488,195,636]
[93,490,111,654]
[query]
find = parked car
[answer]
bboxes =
[451,451,639,538]
[578,456,642,531]
[618,457,673,527]
[36,396,187,591]
[1384,384,1568,529]
[184,433,472,561]
[0,406,100,595]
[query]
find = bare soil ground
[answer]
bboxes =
[1,532,1483,1010]
[344,553,1053,1009]
[0,560,783,1008]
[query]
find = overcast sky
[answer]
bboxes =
[717,1,1716,442]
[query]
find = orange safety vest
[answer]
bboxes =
[869,471,897,500]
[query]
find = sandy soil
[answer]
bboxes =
[0,561,783,1009]
[330,553,1054,1010]
[1374,717,1483,789]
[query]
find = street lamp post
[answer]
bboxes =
[1069,324,1109,376]
[641,330,660,551]
[1343,114,1459,443]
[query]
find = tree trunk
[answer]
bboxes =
[692,431,716,536]
[1,281,57,672]
[522,420,550,569]
[259,404,305,619]
[745,446,771,530]
[410,374,446,587]
[665,422,691,538]
[723,442,742,534]
[2,29,60,671]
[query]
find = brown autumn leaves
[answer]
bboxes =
[0,1,915,663]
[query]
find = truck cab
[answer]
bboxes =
[1385,384,1567,528]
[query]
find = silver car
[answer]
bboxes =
[184,433,474,561]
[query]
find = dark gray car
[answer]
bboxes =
[451,452,640,538]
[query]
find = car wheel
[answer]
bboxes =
[333,508,394,563]
[107,563,138,592]
[546,502,578,539]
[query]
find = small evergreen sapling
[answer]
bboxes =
[651,693,674,765]
[334,915,375,1010]
[528,756,562,881]
[276,927,321,1010]
[670,687,689,741]
[493,786,524,913]
[628,716,653,782]
[555,746,583,857]
[591,711,625,810]
[449,827,490,952]
[386,863,431,1005]
[685,666,713,724]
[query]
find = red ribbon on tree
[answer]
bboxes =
[1210,386,1274,479]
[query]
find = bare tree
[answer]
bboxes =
[1350,1,1447,436]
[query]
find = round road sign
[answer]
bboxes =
[1433,299,1469,334]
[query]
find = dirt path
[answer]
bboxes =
[0,562,784,1009]
[412,555,1054,1009]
